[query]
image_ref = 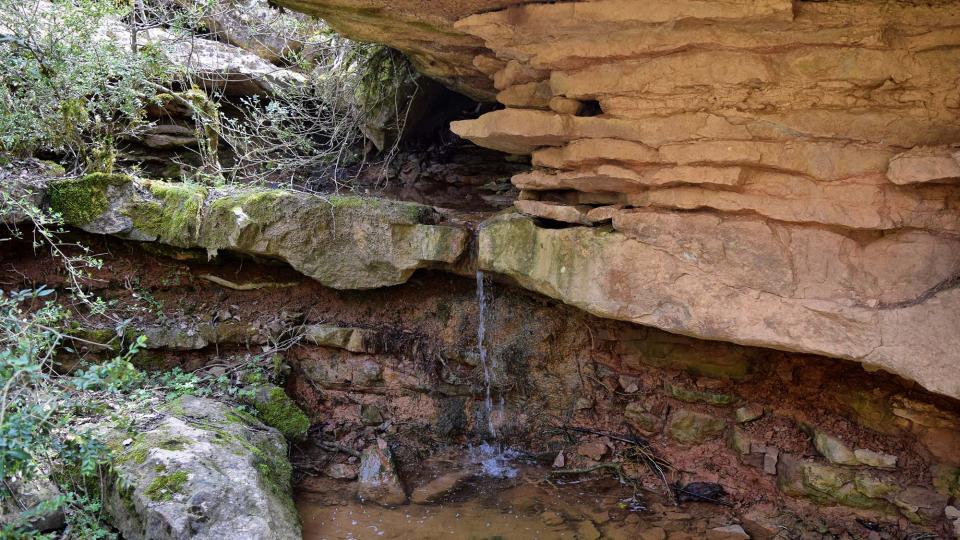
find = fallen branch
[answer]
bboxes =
[315,440,361,458]
[550,462,622,476]
[199,274,299,291]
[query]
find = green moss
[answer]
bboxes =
[115,435,150,465]
[158,437,188,451]
[124,180,208,247]
[49,173,131,225]
[665,382,739,407]
[40,160,66,176]
[225,407,260,427]
[252,387,310,441]
[145,470,188,502]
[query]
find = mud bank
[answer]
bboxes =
[3,231,960,538]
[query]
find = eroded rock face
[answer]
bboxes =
[442,0,960,400]
[272,0,529,100]
[280,0,960,399]
[43,175,469,290]
[478,212,960,400]
[98,396,300,540]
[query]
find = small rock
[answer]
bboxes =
[666,409,727,444]
[706,524,750,540]
[946,505,960,520]
[813,431,859,466]
[360,404,385,426]
[325,463,358,480]
[552,451,566,468]
[619,375,640,393]
[729,427,752,455]
[735,404,764,423]
[639,527,667,540]
[574,397,594,410]
[665,383,738,407]
[357,439,406,506]
[625,401,662,435]
[576,520,602,540]
[541,511,565,526]
[763,447,779,475]
[411,470,473,504]
[853,448,897,469]
[577,439,608,461]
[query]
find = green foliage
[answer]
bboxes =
[0,0,170,164]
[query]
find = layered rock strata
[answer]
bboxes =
[439,1,960,399]
[272,0,960,400]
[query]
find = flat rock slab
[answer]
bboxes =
[40,175,469,290]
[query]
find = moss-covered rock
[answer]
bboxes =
[124,180,208,247]
[665,408,726,444]
[246,385,311,441]
[95,395,301,539]
[777,455,901,515]
[144,471,189,502]
[933,464,960,498]
[49,173,132,226]
[33,175,470,290]
[197,186,469,289]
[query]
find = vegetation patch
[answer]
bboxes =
[125,181,208,247]
[145,471,189,502]
[251,387,311,441]
[49,173,131,225]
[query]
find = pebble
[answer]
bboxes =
[541,511,565,527]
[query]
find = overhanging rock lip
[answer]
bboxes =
[475,211,960,401]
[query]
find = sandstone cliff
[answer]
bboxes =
[275,0,960,402]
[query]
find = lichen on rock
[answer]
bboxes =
[95,395,301,540]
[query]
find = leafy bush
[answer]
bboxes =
[0,0,170,165]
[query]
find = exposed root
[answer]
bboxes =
[199,274,299,291]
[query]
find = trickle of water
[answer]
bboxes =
[471,442,521,479]
[476,270,497,438]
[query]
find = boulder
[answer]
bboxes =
[100,395,300,539]
[478,212,960,401]
[357,439,407,506]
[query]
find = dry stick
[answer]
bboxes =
[199,274,299,291]
[554,424,676,504]
[316,440,361,458]
[549,462,622,476]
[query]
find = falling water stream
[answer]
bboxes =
[474,270,519,478]
[475,270,497,438]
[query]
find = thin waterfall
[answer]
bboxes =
[476,270,497,439]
